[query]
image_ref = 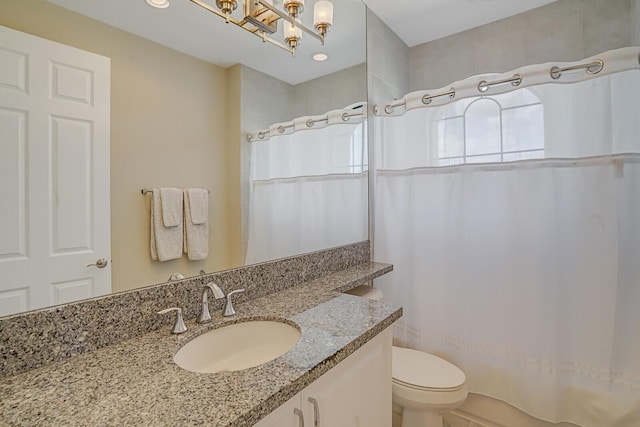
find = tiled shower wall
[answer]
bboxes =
[409,0,639,91]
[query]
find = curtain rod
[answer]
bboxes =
[247,104,367,142]
[377,47,640,117]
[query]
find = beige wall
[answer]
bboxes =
[0,0,239,292]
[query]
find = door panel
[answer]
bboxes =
[51,277,95,306]
[0,108,27,260]
[0,288,29,315]
[50,61,94,105]
[51,116,93,253]
[0,46,28,93]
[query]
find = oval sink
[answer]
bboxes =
[174,320,301,373]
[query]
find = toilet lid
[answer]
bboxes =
[392,346,466,391]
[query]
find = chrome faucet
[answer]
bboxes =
[198,282,226,323]
[197,282,247,321]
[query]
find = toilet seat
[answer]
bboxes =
[392,346,466,391]
[393,377,465,393]
[391,346,468,411]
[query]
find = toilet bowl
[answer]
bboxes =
[347,285,468,427]
[392,346,467,427]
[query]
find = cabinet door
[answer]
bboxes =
[253,393,304,427]
[303,327,392,427]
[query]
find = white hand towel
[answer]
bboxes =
[186,188,208,225]
[183,188,209,260]
[159,187,183,227]
[150,188,183,262]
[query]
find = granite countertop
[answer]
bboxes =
[0,262,400,426]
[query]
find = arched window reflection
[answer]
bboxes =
[437,89,544,165]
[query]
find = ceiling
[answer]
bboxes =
[47,0,366,85]
[47,0,559,84]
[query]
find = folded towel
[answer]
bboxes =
[183,188,209,260]
[186,188,208,225]
[150,188,183,261]
[159,187,183,227]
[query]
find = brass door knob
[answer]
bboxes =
[87,258,108,268]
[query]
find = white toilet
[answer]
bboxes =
[347,285,468,427]
[392,346,467,427]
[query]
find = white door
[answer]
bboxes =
[0,25,111,316]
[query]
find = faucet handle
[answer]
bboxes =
[223,288,246,317]
[206,282,226,299]
[157,307,188,334]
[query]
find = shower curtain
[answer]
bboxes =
[246,117,367,264]
[374,70,640,426]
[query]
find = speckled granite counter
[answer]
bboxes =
[0,262,400,426]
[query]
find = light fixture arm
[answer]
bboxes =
[188,0,331,55]
[257,0,323,43]
[190,0,243,26]
[188,0,300,55]
[263,31,300,54]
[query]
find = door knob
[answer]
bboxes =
[87,258,108,268]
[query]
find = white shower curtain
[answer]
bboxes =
[375,70,640,426]
[246,119,367,264]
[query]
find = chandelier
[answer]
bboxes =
[188,0,334,56]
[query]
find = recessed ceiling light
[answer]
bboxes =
[145,0,170,9]
[312,53,328,62]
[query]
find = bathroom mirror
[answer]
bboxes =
[0,0,367,316]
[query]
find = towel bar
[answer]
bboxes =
[141,188,209,195]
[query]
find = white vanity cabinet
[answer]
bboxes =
[255,327,392,427]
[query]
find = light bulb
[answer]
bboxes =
[284,19,303,52]
[313,0,333,37]
[284,20,303,40]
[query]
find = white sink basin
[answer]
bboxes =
[173,320,301,373]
